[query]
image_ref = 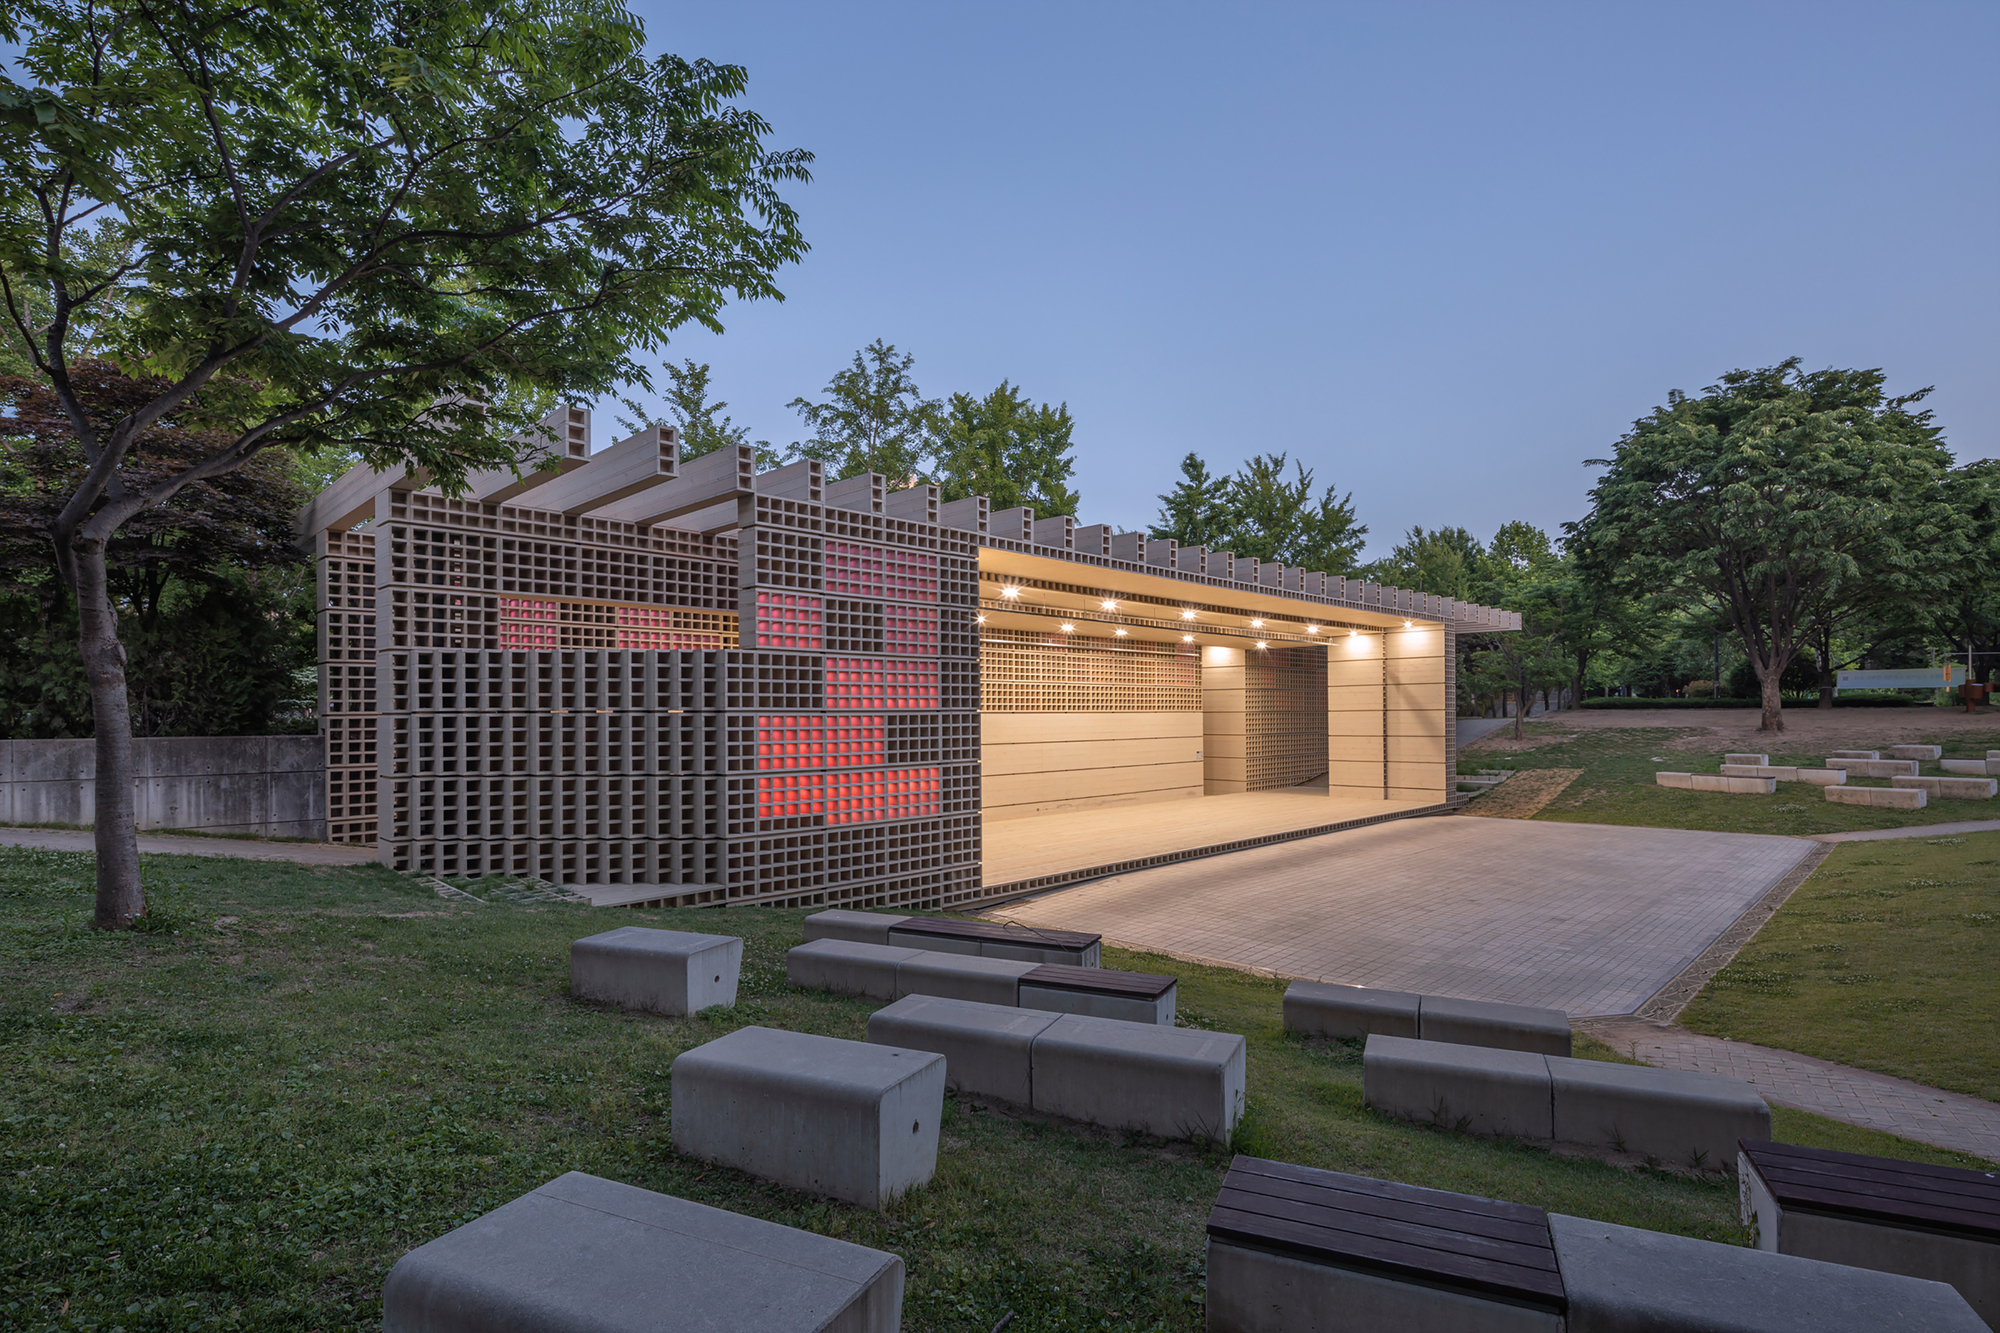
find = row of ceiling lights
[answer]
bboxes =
[979,584,1415,647]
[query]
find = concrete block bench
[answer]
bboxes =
[787,938,926,1000]
[1942,758,1999,777]
[868,994,1246,1141]
[1826,784,1926,810]
[1829,749,1880,760]
[1721,763,1848,785]
[1825,757,1919,778]
[1723,752,1769,766]
[1888,744,1943,760]
[1740,1138,2000,1329]
[885,916,1102,966]
[1019,963,1176,1025]
[1893,774,1998,800]
[381,1171,904,1333]
[1655,772,1774,794]
[671,1026,944,1209]
[1205,1156,1565,1333]
[1284,981,1571,1055]
[1199,1158,1987,1333]
[801,909,907,946]
[895,948,1040,1005]
[1363,1036,1770,1167]
[570,927,741,1015]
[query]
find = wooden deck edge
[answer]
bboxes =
[965,801,1459,908]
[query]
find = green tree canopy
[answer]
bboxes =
[1151,451,1366,574]
[786,340,939,483]
[1571,359,1958,732]
[617,359,774,466]
[933,381,1080,515]
[0,0,810,926]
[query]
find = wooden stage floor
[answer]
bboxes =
[978,791,1440,900]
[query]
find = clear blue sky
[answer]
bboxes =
[627,0,1997,558]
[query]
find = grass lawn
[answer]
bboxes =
[1679,831,2000,1101]
[1459,722,2000,835]
[1,848,1988,1332]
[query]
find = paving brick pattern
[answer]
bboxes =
[1579,1016,2000,1163]
[991,818,1811,1016]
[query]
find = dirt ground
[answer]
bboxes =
[1462,705,2000,755]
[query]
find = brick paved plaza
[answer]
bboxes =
[990,816,1812,1017]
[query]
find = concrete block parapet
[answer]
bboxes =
[570,927,741,1016]
[1031,1014,1246,1141]
[670,1026,945,1210]
[1723,752,1770,766]
[1363,1035,1554,1140]
[1892,774,1997,800]
[381,1171,905,1333]
[1283,981,1421,1040]
[1888,745,1943,761]
[802,910,910,946]
[786,939,924,1001]
[1547,1212,1987,1333]
[1546,1057,1768,1170]
[1826,785,1926,810]
[1419,996,1572,1057]
[867,994,1057,1105]
[1825,757,1919,778]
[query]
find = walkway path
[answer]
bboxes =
[1809,819,2000,843]
[1578,1016,2000,1163]
[0,825,378,866]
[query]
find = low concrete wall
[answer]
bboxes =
[0,736,324,840]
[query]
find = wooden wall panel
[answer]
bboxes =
[981,711,1202,819]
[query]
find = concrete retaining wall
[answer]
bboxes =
[0,736,324,839]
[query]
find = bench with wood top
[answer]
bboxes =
[1018,962,1176,1025]
[1204,1156,1989,1333]
[885,916,1102,967]
[1739,1138,2000,1329]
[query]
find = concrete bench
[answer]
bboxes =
[885,916,1102,966]
[1363,1036,1770,1168]
[381,1171,904,1333]
[1284,982,1570,1055]
[1825,757,1919,778]
[1942,758,1999,777]
[1888,744,1943,760]
[1019,963,1176,1025]
[1720,763,1848,785]
[868,994,1246,1141]
[787,938,925,1000]
[1829,749,1880,760]
[1205,1156,1565,1333]
[671,1026,944,1209]
[1740,1139,2000,1329]
[1826,784,1926,810]
[1723,752,1769,766]
[895,949,1039,1005]
[1199,1159,1987,1333]
[1893,774,1997,800]
[802,909,908,946]
[570,927,741,1015]
[1549,1210,1986,1332]
[1655,772,1774,794]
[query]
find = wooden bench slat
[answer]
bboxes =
[1743,1140,2000,1191]
[1207,1205,1567,1308]
[1741,1140,2000,1239]
[1215,1186,1554,1267]
[1021,963,1174,998]
[892,918,1101,949]
[1229,1156,1548,1226]
[1752,1173,2000,1237]
[1218,1175,1553,1249]
[1754,1159,2000,1214]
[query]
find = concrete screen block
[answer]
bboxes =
[1888,745,1942,760]
[804,910,910,946]
[570,927,742,1016]
[1283,981,1421,1040]
[1204,1238,1562,1333]
[1362,1035,1553,1140]
[1419,996,1572,1057]
[383,1172,903,1333]
[1547,1212,1987,1333]
[1030,1014,1246,1141]
[1793,767,1848,786]
[1826,785,1926,810]
[1892,774,1997,799]
[1547,1057,1767,1170]
[1724,753,1770,766]
[894,951,1036,1006]
[787,939,925,1000]
[867,993,1057,1105]
[671,1026,945,1210]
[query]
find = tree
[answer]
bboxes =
[786,340,939,483]
[1151,452,1234,549]
[1918,461,2000,689]
[1572,360,1956,732]
[0,0,809,927]
[1368,524,1485,598]
[932,381,1080,515]
[617,359,775,467]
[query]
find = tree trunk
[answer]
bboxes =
[75,538,146,928]
[1759,663,1785,733]
[1816,631,1835,709]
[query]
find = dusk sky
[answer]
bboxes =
[627,1,1997,558]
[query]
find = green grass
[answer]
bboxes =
[1,849,1988,1332]
[1680,832,2000,1100]
[1458,723,2000,834]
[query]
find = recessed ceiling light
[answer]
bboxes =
[1061,623,1075,633]
[1114,628,1128,636]
[1306,625,1319,634]
[1001,586,1021,598]
[975,614,987,624]
[1182,634,1193,642]
[1250,619,1264,628]
[1100,599,1118,611]
[1181,609,1196,620]
[1256,641,1268,649]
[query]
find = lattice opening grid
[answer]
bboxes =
[1246,645,1329,790]
[823,540,939,603]
[977,628,1201,712]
